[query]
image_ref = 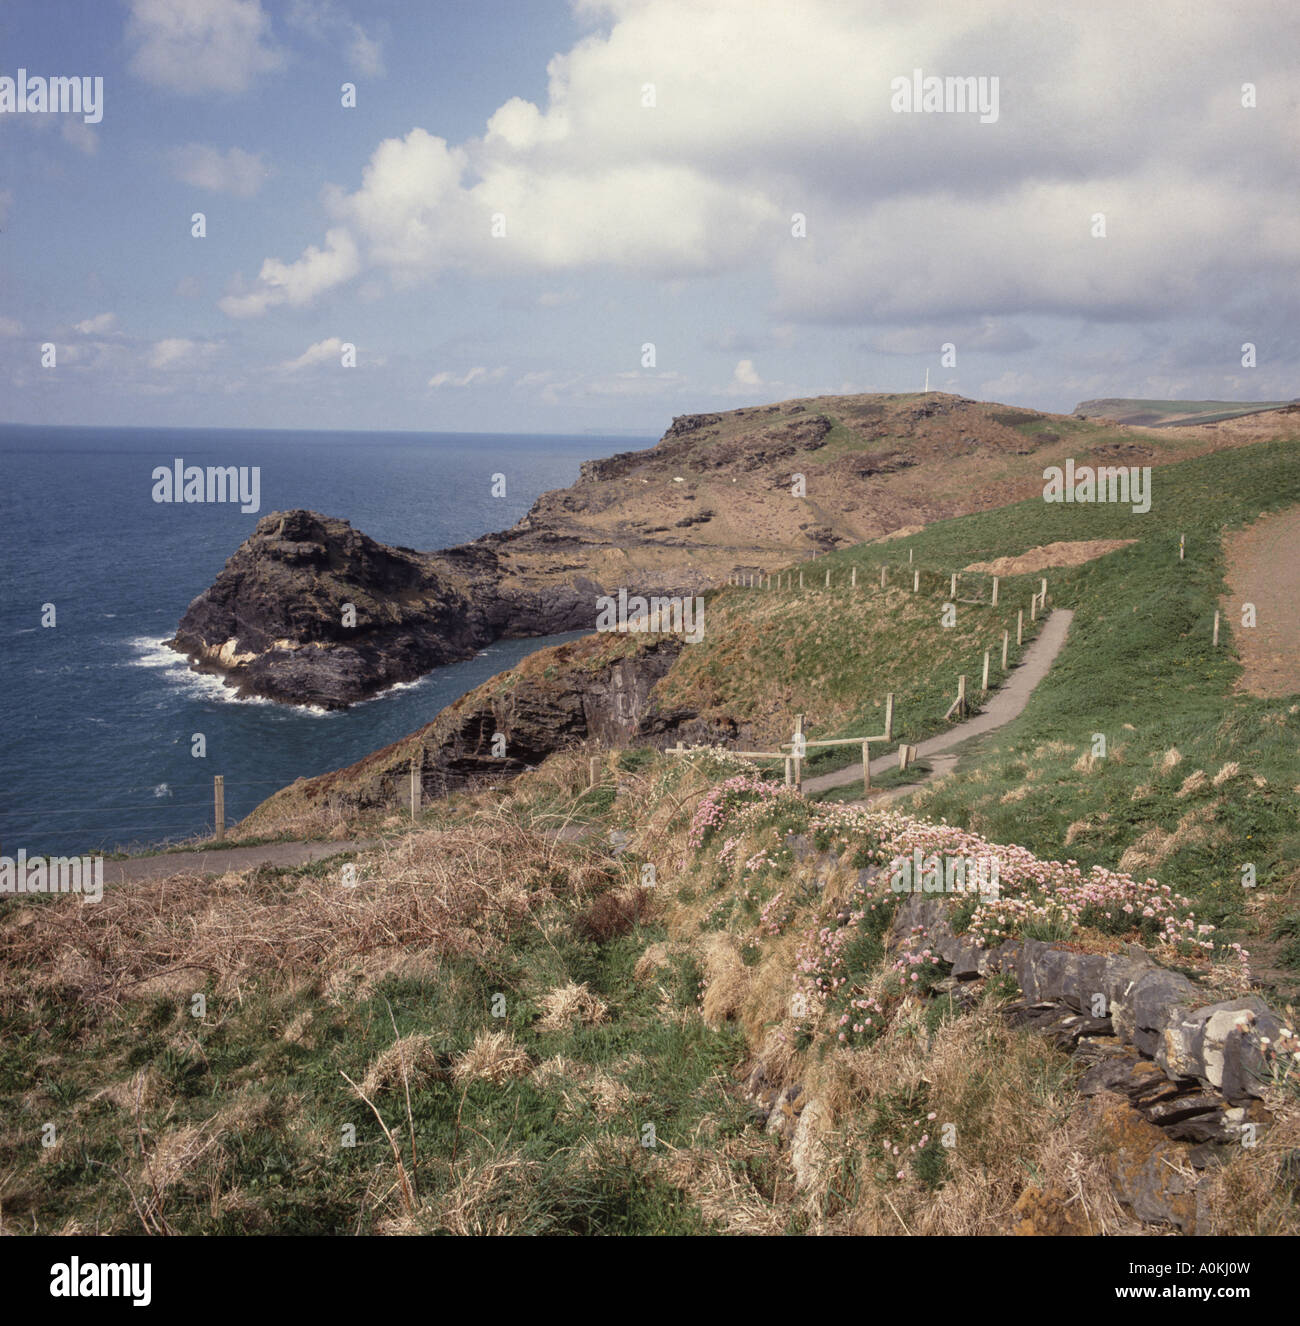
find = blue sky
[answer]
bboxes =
[2,0,1297,433]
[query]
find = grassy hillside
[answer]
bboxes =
[798,434,1300,998]
[4,431,1299,1236]
[3,740,1295,1235]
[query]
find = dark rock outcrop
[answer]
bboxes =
[169,510,642,709]
[238,631,733,827]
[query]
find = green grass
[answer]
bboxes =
[798,435,1300,995]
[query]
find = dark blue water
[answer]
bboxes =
[0,425,647,855]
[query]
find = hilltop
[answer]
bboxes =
[168,392,1286,708]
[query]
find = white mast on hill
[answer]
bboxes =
[924,366,929,392]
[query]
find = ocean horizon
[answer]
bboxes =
[0,423,650,857]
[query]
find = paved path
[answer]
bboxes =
[803,609,1075,800]
[101,839,376,886]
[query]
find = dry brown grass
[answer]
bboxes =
[451,1030,532,1087]
[0,808,614,1013]
[1198,1085,1300,1234]
[796,1000,1137,1235]
[536,982,609,1032]
[361,1033,443,1096]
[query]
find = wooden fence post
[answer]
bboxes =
[950,572,958,597]
[991,576,999,607]
[851,566,857,588]
[861,740,871,790]
[799,570,804,589]
[884,692,894,742]
[588,755,600,787]
[957,674,966,718]
[899,744,911,772]
[1040,577,1048,603]
[1002,629,1009,670]
[1179,534,1185,561]
[793,714,804,792]
[1017,609,1024,645]
[909,548,914,563]
[214,775,224,841]
[1030,594,1038,622]
[1213,610,1220,648]
[880,565,887,589]
[982,649,990,692]
[784,756,793,786]
[409,756,421,819]
[825,569,831,588]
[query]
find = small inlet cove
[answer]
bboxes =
[0,424,639,856]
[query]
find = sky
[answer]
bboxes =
[1,0,1297,435]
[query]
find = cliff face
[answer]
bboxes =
[171,390,1265,708]
[238,631,734,827]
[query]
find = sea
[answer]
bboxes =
[0,424,648,857]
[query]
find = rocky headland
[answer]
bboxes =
[169,391,1276,710]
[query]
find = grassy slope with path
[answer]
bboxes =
[4,432,1299,1236]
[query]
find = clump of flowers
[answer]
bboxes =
[799,802,1247,974]
[758,889,794,936]
[687,775,801,849]
[887,925,947,996]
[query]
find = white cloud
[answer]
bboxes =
[73,313,117,335]
[223,0,1300,340]
[150,338,219,369]
[170,144,271,196]
[278,337,348,371]
[219,228,360,317]
[0,316,23,338]
[428,366,507,388]
[732,359,762,386]
[347,24,385,77]
[127,0,283,95]
[287,1,385,76]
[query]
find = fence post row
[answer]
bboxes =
[213,775,224,841]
